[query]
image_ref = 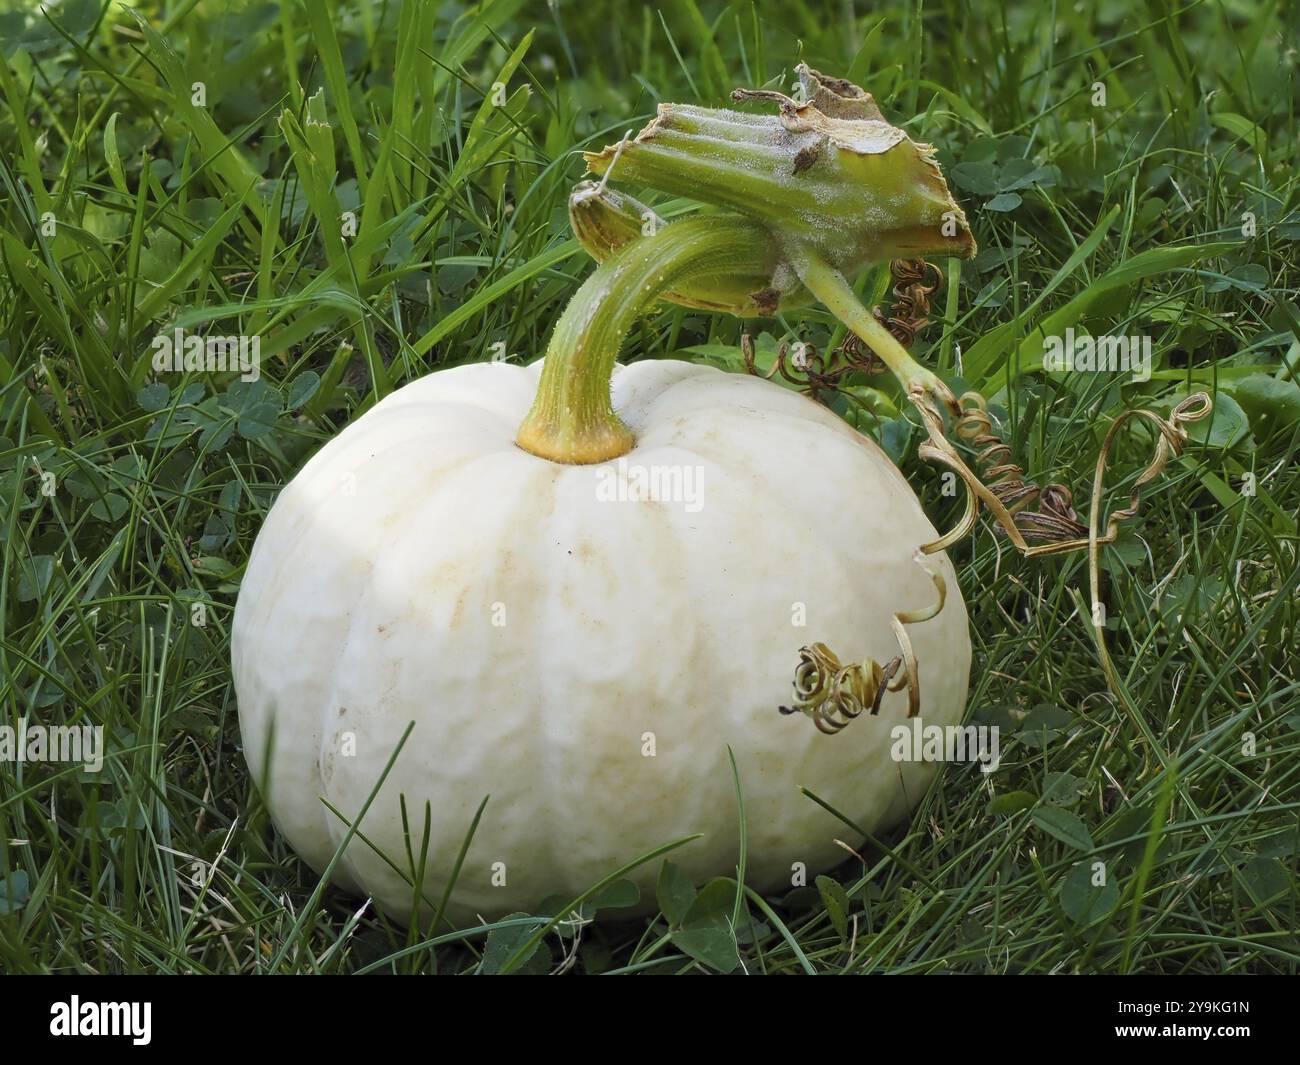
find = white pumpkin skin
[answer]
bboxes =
[232,358,970,922]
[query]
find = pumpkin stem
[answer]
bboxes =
[516,216,770,464]
[784,244,959,415]
[568,183,809,316]
[581,65,976,281]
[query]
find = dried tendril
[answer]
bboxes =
[778,557,946,732]
[758,257,1214,726]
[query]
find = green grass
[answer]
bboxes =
[0,0,1297,974]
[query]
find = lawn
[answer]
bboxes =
[0,0,1296,974]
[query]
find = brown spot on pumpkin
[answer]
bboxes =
[450,589,468,628]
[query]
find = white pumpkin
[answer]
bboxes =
[232,357,970,921]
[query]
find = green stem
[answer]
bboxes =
[568,184,807,315]
[583,100,975,276]
[516,217,770,464]
[785,244,956,410]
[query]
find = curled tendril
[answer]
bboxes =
[924,392,1091,548]
[779,556,945,732]
[766,252,1215,724]
[741,334,871,404]
[778,642,895,734]
[913,388,1213,558]
[741,258,943,392]
[871,257,942,349]
[910,379,1211,700]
